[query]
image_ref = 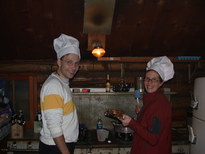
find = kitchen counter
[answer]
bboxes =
[4,129,132,151]
[78,128,189,148]
[2,128,189,153]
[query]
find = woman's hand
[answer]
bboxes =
[118,114,132,126]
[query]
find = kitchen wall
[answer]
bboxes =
[0,59,205,129]
[73,93,136,130]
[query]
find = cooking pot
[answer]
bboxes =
[112,121,134,134]
[112,121,134,141]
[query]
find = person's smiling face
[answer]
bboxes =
[144,70,164,93]
[57,54,80,79]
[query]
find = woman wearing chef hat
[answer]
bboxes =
[119,56,174,154]
[39,34,81,154]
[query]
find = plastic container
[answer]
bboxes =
[97,129,109,142]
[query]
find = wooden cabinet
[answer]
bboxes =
[0,73,38,129]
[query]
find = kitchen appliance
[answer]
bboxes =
[134,76,144,93]
[112,121,134,141]
[189,77,205,154]
[104,109,134,141]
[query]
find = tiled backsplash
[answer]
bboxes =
[73,92,136,129]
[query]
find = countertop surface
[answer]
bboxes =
[6,127,189,148]
[0,127,189,153]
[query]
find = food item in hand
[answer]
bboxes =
[104,109,124,118]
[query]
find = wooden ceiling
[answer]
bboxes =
[0,0,205,61]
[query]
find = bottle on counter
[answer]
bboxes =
[11,113,17,125]
[34,112,42,133]
[96,117,103,129]
[105,74,111,92]
[11,109,25,138]
[36,112,42,121]
[16,109,26,126]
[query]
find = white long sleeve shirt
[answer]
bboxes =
[40,72,79,145]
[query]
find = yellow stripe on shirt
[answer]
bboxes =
[64,99,76,115]
[41,94,76,115]
[41,94,64,110]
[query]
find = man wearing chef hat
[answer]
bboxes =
[119,56,174,154]
[39,34,81,154]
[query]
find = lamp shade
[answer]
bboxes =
[92,47,106,58]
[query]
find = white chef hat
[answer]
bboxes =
[146,56,175,82]
[53,34,81,59]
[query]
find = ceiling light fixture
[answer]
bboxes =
[92,41,106,58]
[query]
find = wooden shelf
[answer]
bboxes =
[98,57,204,63]
[73,92,133,95]
[73,91,176,95]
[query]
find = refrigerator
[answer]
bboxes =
[189,77,205,154]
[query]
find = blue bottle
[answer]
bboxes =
[96,117,103,129]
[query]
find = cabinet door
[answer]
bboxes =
[1,73,38,129]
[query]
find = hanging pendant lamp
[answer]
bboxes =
[92,44,106,58]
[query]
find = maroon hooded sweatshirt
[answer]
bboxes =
[129,89,172,154]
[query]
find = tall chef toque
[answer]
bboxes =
[146,56,175,82]
[53,34,81,59]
